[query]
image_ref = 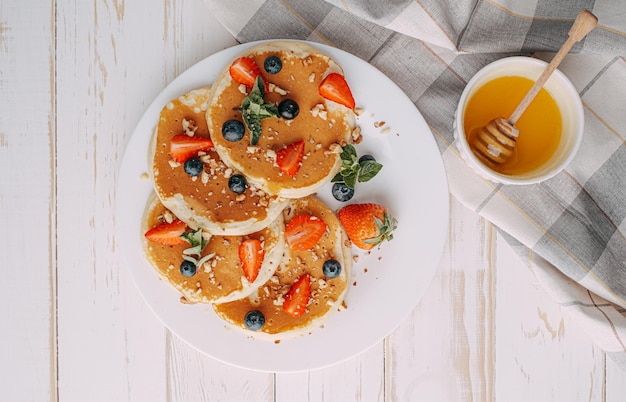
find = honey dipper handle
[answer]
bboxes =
[507,10,598,125]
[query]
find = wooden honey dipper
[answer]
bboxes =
[470,10,597,168]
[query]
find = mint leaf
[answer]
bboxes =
[340,144,358,163]
[180,228,210,266]
[343,169,359,189]
[331,171,344,183]
[334,144,383,189]
[239,76,278,145]
[358,160,383,182]
[258,103,278,118]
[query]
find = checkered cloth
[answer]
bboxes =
[203,0,626,368]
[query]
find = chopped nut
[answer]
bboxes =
[163,211,174,224]
[182,118,197,136]
[326,143,342,155]
[265,149,277,161]
[310,103,327,120]
[270,84,288,96]
[273,294,285,306]
[351,126,362,143]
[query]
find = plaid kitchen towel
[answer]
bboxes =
[203,0,626,368]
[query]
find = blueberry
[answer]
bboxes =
[180,260,196,277]
[323,259,342,278]
[278,99,299,120]
[184,157,204,177]
[228,174,247,194]
[358,154,376,163]
[264,55,282,74]
[244,310,265,331]
[331,182,354,202]
[222,120,245,142]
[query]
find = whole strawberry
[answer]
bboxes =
[337,203,397,250]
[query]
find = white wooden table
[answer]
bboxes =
[2,1,626,401]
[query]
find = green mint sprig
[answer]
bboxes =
[331,144,383,189]
[181,228,214,268]
[240,76,278,145]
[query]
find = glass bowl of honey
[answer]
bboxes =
[454,56,584,185]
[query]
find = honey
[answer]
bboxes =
[464,76,562,175]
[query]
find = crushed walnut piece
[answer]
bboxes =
[310,103,327,120]
[182,118,197,136]
[351,126,363,143]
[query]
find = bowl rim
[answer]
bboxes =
[454,56,584,185]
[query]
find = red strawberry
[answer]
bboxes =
[283,274,311,317]
[239,239,264,283]
[144,220,187,246]
[169,134,213,163]
[285,215,327,250]
[229,57,267,90]
[276,140,305,177]
[337,203,397,250]
[319,72,355,109]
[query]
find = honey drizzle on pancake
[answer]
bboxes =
[207,48,355,196]
[153,89,273,226]
[143,199,283,304]
[213,196,350,336]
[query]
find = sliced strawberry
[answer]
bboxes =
[285,215,327,251]
[239,239,264,283]
[276,140,305,177]
[319,72,355,109]
[169,134,213,163]
[283,274,311,317]
[229,57,267,90]
[144,220,187,246]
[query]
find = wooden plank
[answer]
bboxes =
[53,0,269,400]
[275,344,384,401]
[0,2,56,401]
[166,335,274,401]
[385,197,495,401]
[493,235,605,401]
[54,0,167,399]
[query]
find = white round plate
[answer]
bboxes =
[116,40,449,373]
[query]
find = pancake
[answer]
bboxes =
[141,193,286,304]
[212,196,351,340]
[206,41,359,199]
[150,87,288,235]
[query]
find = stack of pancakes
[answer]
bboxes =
[141,41,357,340]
